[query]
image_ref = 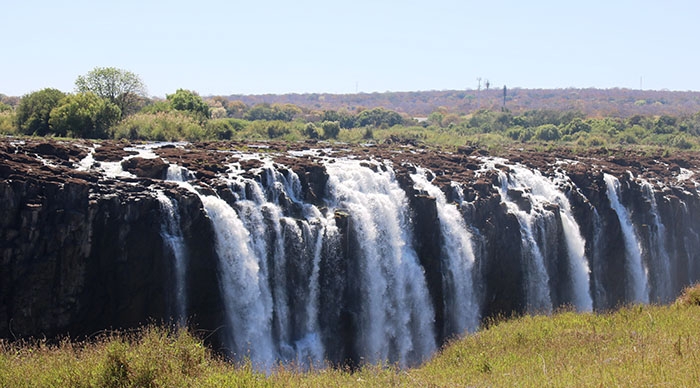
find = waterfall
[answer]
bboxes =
[76,146,96,171]
[640,180,673,303]
[228,163,327,366]
[492,162,593,312]
[590,209,607,309]
[603,174,649,304]
[200,195,276,365]
[166,164,194,182]
[496,170,552,312]
[410,167,480,335]
[155,191,188,325]
[325,159,436,366]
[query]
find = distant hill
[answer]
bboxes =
[221,88,700,117]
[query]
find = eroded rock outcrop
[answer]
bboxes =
[1,138,699,365]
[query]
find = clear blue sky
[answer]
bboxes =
[2,0,699,97]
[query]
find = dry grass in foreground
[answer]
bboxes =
[2,284,700,387]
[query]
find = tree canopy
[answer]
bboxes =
[49,92,121,138]
[75,67,146,116]
[15,88,66,135]
[166,89,210,119]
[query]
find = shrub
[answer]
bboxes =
[266,121,290,138]
[534,124,561,141]
[321,120,340,139]
[15,88,66,135]
[111,112,205,141]
[675,284,700,306]
[167,89,210,120]
[204,118,247,140]
[505,125,525,140]
[586,136,607,147]
[49,92,121,139]
[563,118,591,135]
[304,122,320,139]
[518,127,535,142]
[140,100,172,114]
[669,134,694,149]
[0,111,17,135]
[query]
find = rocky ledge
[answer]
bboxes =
[1,137,699,361]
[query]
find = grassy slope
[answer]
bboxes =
[2,288,699,388]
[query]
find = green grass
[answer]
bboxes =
[2,285,699,387]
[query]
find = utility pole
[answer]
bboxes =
[476,77,482,109]
[503,85,507,108]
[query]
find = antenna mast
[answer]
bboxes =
[477,77,482,109]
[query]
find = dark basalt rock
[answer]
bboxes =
[94,142,138,162]
[121,157,169,179]
[2,137,700,364]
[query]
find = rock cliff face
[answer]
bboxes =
[1,138,699,366]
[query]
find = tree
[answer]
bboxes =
[563,118,591,135]
[534,124,561,141]
[49,92,121,138]
[75,67,147,116]
[167,89,210,119]
[304,122,320,139]
[15,88,66,135]
[321,120,340,139]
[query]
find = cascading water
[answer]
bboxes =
[13,138,700,369]
[226,162,327,366]
[199,194,276,366]
[155,191,188,325]
[590,209,607,309]
[498,171,552,312]
[491,161,593,312]
[162,161,278,366]
[410,167,480,336]
[640,180,673,303]
[166,164,194,182]
[325,159,436,366]
[603,174,649,304]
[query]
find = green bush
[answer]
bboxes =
[49,92,121,139]
[15,88,66,135]
[518,127,535,142]
[167,89,210,120]
[563,118,591,135]
[0,111,17,135]
[534,124,561,141]
[266,121,290,138]
[505,125,526,140]
[111,112,205,141]
[321,120,340,139]
[586,135,607,147]
[304,122,320,139]
[140,100,172,114]
[204,118,247,140]
[669,134,694,149]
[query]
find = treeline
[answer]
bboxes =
[222,88,700,117]
[2,67,700,150]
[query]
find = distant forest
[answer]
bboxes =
[221,88,700,118]
[4,69,700,151]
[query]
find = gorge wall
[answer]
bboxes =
[1,138,699,367]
